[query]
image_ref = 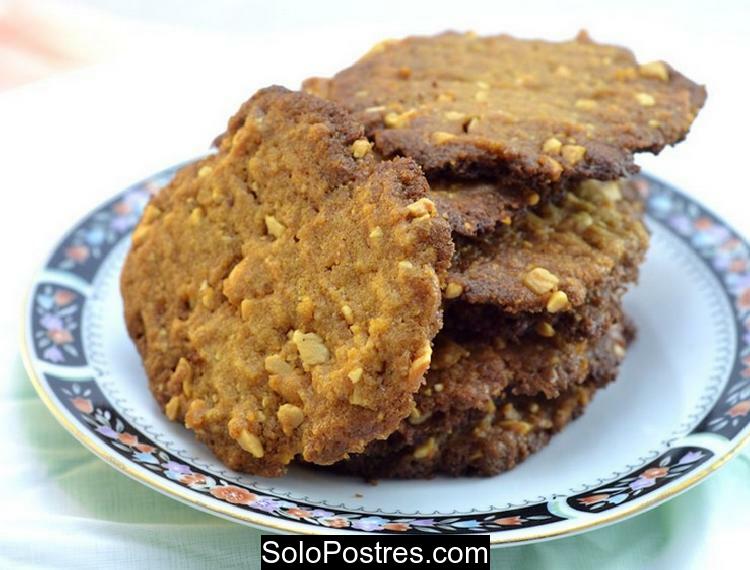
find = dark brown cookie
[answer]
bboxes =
[121,87,453,477]
[304,31,705,192]
[445,179,649,330]
[333,319,631,478]
[429,178,529,237]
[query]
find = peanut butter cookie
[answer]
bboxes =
[121,87,452,476]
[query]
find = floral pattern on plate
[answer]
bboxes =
[51,376,564,534]
[642,176,750,441]
[32,284,85,366]
[25,169,750,539]
[569,447,711,513]
[46,167,177,282]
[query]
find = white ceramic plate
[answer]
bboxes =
[22,165,750,545]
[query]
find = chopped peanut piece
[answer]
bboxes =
[351,138,372,158]
[523,267,559,294]
[561,144,586,165]
[237,429,264,458]
[413,437,438,459]
[542,137,563,154]
[408,342,432,382]
[165,396,180,420]
[635,92,655,106]
[546,290,570,313]
[536,322,556,338]
[348,367,363,383]
[264,354,293,376]
[406,197,437,218]
[341,304,354,324]
[292,330,330,366]
[277,404,305,435]
[639,61,669,81]
[432,131,456,144]
[265,215,285,238]
[444,110,466,121]
[444,282,464,299]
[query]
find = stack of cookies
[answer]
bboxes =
[122,32,704,478]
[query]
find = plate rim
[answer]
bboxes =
[19,169,750,545]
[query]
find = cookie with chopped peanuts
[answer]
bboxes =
[121,86,453,477]
[444,178,649,328]
[428,178,532,237]
[303,31,705,193]
[331,318,632,478]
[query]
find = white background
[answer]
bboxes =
[0,1,748,568]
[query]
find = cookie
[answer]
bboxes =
[121,87,453,476]
[429,178,529,237]
[333,319,631,478]
[304,31,705,192]
[445,178,649,325]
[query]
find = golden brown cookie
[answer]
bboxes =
[304,31,705,192]
[121,87,453,476]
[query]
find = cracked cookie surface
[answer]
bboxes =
[121,87,452,476]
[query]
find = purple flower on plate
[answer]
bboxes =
[311,509,333,518]
[677,451,705,465]
[164,461,191,474]
[110,216,134,233]
[629,477,656,491]
[42,345,64,363]
[96,425,119,438]
[250,497,284,513]
[411,519,436,527]
[351,516,388,532]
[40,314,63,331]
[668,215,692,236]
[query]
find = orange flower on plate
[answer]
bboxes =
[71,397,93,414]
[325,518,350,529]
[65,245,89,263]
[494,516,524,526]
[287,508,313,518]
[739,289,750,311]
[578,494,609,506]
[383,523,410,532]
[54,290,75,306]
[642,467,669,479]
[694,217,713,231]
[117,432,139,446]
[728,400,750,418]
[180,473,207,486]
[48,329,73,344]
[113,201,131,215]
[210,485,257,505]
[135,443,156,453]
